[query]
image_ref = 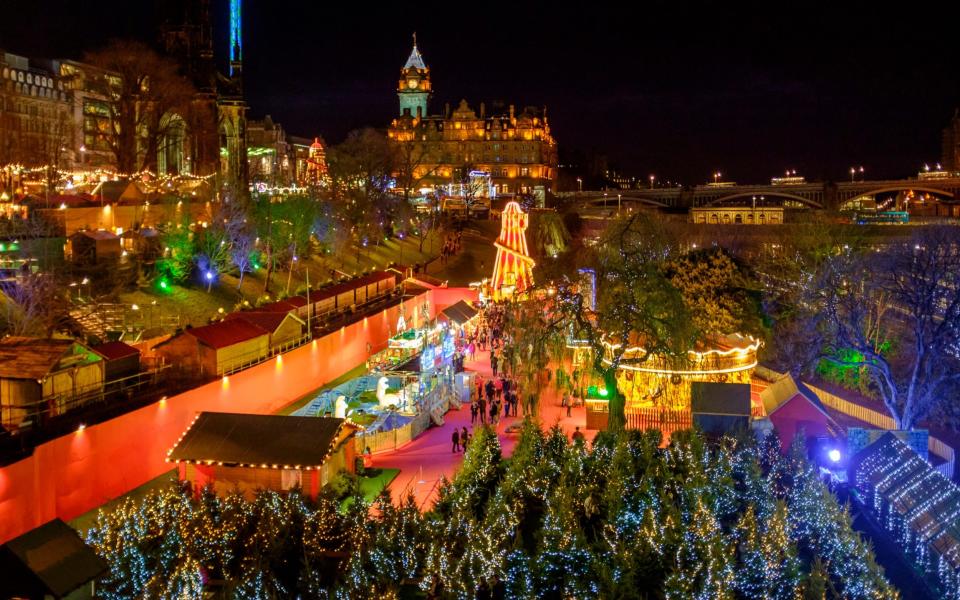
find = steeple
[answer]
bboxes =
[229,0,242,79]
[397,33,431,117]
[405,33,427,70]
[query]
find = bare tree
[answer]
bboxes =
[0,272,69,337]
[821,226,960,429]
[84,40,196,174]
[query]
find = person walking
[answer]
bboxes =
[572,426,585,443]
[461,427,469,451]
[478,397,487,424]
[491,354,498,377]
[452,428,460,453]
[566,392,573,418]
[470,402,477,424]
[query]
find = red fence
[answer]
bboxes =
[0,287,476,543]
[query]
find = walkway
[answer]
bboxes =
[371,350,595,509]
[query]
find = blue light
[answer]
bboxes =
[828,449,841,463]
[229,0,242,75]
[205,271,214,281]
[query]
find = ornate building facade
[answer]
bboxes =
[160,0,248,191]
[387,38,557,205]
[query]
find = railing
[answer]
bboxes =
[1,366,171,432]
[218,334,312,376]
[625,407,693,432]
[806,384,896,430]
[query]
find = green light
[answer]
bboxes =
[599,387,609,397]
[159,279,169,290]
[0,244,6,252]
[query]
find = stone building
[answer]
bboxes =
[387,38,557,205]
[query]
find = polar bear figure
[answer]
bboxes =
[377,376,402,409]
[335,395,348,419]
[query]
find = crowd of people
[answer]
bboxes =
[446,301,590,453]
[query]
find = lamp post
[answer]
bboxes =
[713,171,721,184]
[649,174,655,189]
[618,193,621,215]
[576,177,582,193]
[850,167,855,182]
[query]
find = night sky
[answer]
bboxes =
[3,1,960,184]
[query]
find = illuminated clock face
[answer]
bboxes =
[407,78,419,89]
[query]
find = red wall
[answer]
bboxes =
[769,394,835,451]
[0,287,476,543]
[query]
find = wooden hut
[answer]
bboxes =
[224,311,306,351]
[67,230,121,264]
[0,518,107,600]
[0,337,105,430]
[168,412,358,499]
[154,320,269,377]
[92,341,141,379]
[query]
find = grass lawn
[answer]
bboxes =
[340,467,400,512]
[69,469,178,538]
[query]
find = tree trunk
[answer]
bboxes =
[603,369,626,431]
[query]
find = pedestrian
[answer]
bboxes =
[491,354,498,376]
[479,397,487,424]
[572,426,585,443]
[566,392,573,418]
[452,428,460,453]
[470,402,477,424]
[489,400,498,424]
[461,426,469,451]
[485,379,495,403]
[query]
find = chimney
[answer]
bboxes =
[509,104,515,120]
[445,102,451,118]
[480,102,485,118]
[416,105,422,119]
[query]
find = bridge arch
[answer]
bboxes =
[840,186,957,212]
[704,191,822,209]
[583,194,667,208]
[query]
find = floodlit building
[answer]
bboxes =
[387,37,557,205]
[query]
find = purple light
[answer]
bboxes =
[828,449,841,463]
[205,271,214,281]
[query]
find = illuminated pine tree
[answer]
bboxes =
[535,486,598,598]
[664,499,736,600]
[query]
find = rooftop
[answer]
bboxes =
[185,319,268,350]
[0,337,100,380]
[91,341,140,361]
[168,412,354,468]
[0,518,106,599]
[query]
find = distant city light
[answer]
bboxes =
[828,449,841,463]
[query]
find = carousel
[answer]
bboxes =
[603,333,760,411]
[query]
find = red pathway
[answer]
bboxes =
[371,350,595,509]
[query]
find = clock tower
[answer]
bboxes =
[398,34,431,118]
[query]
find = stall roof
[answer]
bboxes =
[0,518,107,599]
[439,300,478,326]
[168,412,353,468]
[184,319,268,350]
[92,340,140,361]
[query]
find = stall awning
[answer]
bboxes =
[439,301,479,326]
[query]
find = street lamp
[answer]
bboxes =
[649,174,655,189]
[713,171,721,184]
[576,177,582,193]
[850,167,855,182]
[618,193,622,215]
